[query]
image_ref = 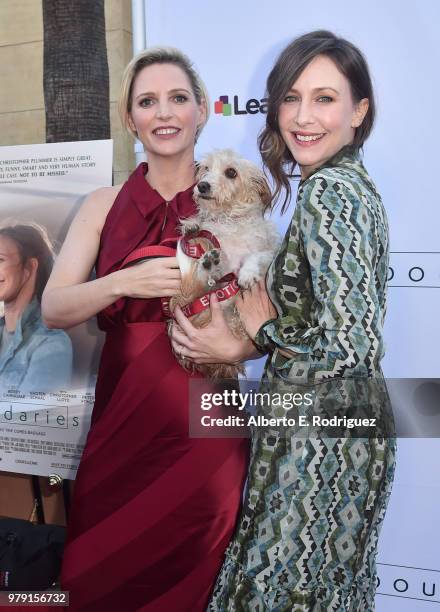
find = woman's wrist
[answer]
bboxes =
[108,269,126,300]
[227,336,261,363]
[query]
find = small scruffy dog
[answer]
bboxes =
[169,149,279,378]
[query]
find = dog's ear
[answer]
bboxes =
[252,173,273,210]
[195,161,208,182]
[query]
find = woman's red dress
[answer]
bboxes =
[60,164,249,611]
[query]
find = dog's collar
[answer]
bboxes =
[180,230,221,258]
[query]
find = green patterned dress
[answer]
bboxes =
[208,146,396,611]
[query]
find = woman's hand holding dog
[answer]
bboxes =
[235,281,278,340]
[170,293,260,364]
[113,257,182,299]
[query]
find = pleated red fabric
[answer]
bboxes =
[60,164,249,611]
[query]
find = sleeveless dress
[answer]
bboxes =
[60,163,249,611]
[208,146,396,611]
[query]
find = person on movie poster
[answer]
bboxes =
[0,222,72,392]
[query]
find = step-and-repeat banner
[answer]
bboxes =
[144,1,439,609]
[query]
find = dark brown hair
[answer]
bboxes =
[259,30,376,213]
[0,222,54,302]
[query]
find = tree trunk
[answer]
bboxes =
[43,0,110,142]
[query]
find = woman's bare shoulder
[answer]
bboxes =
[78,183,125,234]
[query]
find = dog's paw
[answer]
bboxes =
[198,249,222,288]
[238,268,261,289]
[200,249,220,270]
[182,223,200,236]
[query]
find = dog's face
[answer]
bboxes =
[194,149,272,216]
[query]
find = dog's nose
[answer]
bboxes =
[197,181,211,194]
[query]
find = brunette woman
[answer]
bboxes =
[211,30,396,611]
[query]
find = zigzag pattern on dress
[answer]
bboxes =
[208,146,396,612]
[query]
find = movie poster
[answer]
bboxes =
[0,139,112,479]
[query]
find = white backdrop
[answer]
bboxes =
[142,1,440,608]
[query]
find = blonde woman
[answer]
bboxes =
[43,48,251,611]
